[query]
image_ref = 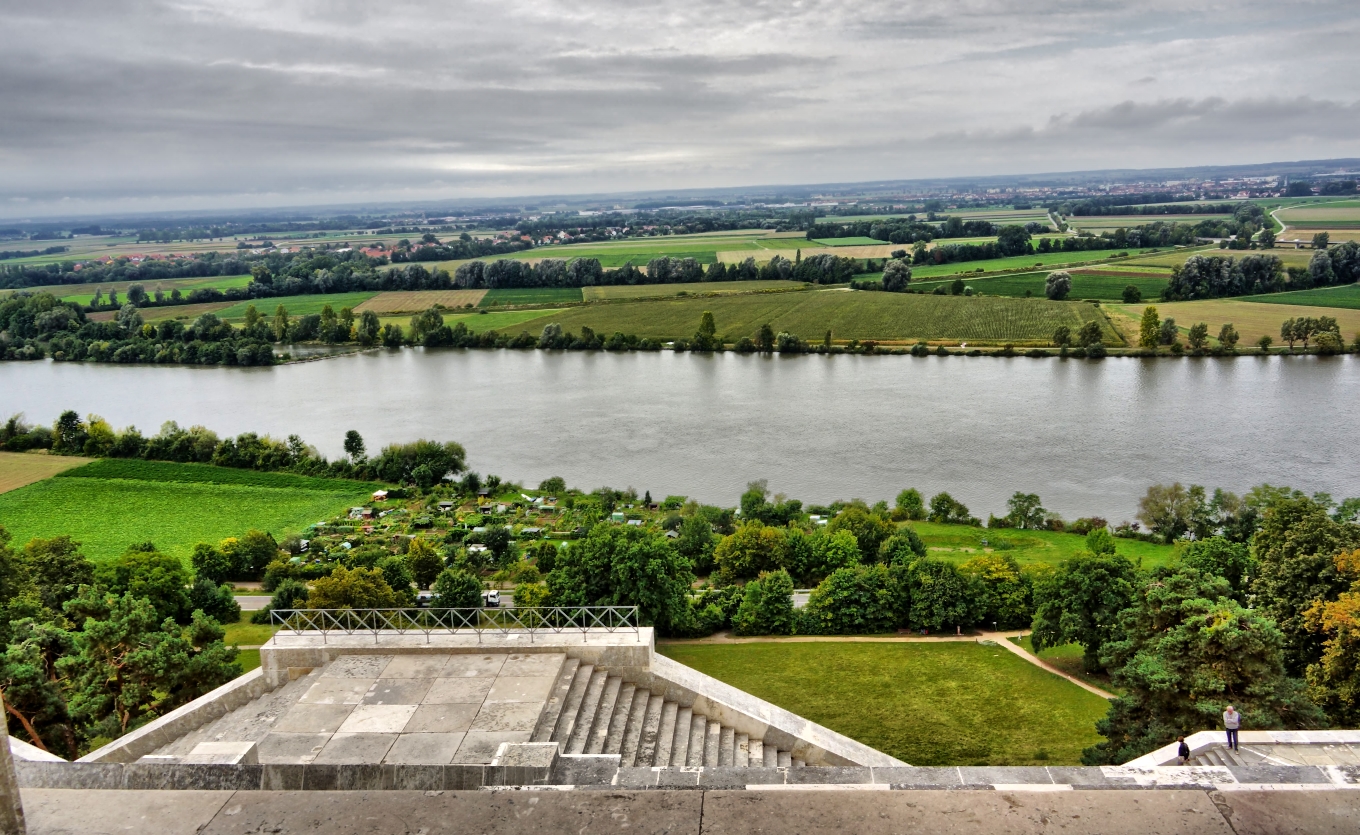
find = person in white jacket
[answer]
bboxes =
[1223,705,1241,751]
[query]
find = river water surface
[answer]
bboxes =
[3,350,1357,522]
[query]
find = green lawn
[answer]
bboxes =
[1011,636,1122,696]
[222,612,280,647]
[1241,284,1360,310]
[236,649,261,672]
[0,465,373,564]
[508,290,1116,345]
[908,521,1174,569]
[912,271,1169,301]
[658,642,1109,765]
[909,248,1164,280]
[811,237,886,247]
[479,287,583,306]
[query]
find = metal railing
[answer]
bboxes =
[270,606,640,643]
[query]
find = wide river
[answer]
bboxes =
[3,350,1358,522]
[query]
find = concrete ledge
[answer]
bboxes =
[1124,729,1360,768]
[260,629,653,687]
[77,667,275,763]
[611,653,906,768]
[8,735,66,763]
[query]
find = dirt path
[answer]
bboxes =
[981,631,1117,699]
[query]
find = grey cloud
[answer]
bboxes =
[1,0,1358,215]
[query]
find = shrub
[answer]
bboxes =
[306,566,397,609]
[732,570,796,635]
[802,565,903,634]
[431,567,483,608]
[405,538,444,589]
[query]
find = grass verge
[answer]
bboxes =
[657,642,1109,765]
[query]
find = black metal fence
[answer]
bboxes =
[270,606,640,643]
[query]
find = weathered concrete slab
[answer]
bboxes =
[702,790,1238,834]
[195,790,701,834]
[21,789,233,835]
[1219,789,1360,835]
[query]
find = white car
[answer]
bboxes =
[481,590,501,608]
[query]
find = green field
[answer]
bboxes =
[811,237,886,247]
[215,292,378,321]
[658,642,1109,765]
[510,290,1116,344]
[1,274,254,304]
[913,270,1169,301]
[582,280,805,301]
[1121,247,1314,270]
[479,287,583,306]
[909,248,1162,280]
[57,459,383,492]
[910,521,1174,569]
[1013,636,1122,695]
[0,461,375,564]
[377,308,566,333]
[1241,284,1360,310]
[510,232,803,267]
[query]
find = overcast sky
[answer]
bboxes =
[3,1,1359,217]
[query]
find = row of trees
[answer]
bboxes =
[1163,243,1360,301]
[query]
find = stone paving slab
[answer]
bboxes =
[1219,788,1360,835]
[22,789,234,835]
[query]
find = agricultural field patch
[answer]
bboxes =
[378,308,566,334]
[1121,247,1313,269]
[95,300,234,323]
[582,280,806,301]
[355,289,488,314]
[908,248,1161,280]
[2,274,254,304]
[1284,228,1360,241]
[657,642,1110,766]
[913,271,1168,302]
[1275,205,1360,222]
[810,236,887,247]
[57,459,383,492]
[510,290,1115,345]
[479,287,583,306]
[0,467,373,564]
[215,292,378,321]
[0,452,92,495]
[1241,284,1360,310]
[1111,299,1360,345]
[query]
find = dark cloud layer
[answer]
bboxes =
[1,1,1357,215]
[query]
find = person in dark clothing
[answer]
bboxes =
[1176,737,1191,765]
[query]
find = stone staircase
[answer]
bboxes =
[532,658,804,768]
[1193,746,1248,767]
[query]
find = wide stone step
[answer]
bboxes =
[633,694,664,767]
[601,682,635,755]
[585,676,622,754]
[532,657,580,743]
[652,701,677,767]
[565,669,607,754]
[618,688,649,765]
[671,707,692,766]
[551,663,594,747]
[686,716,707,767]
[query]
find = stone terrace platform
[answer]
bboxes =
[17,786,1360,835]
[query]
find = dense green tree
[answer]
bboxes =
[1052,325,1071,347]
[405,538,444,589]
[1031,551,1138,671]
[879,528,926,565]
[927,492,974,525]
[733,570,796,636]
[1045,271,1072,300]
[17,536,93,614]
[94,545,192,624]
[675,514,717,575]
[546,525,693,633]
[371,439,466,486]
[1137,483,1201,542]
[1085,528,1117,556]
[1138,306,1160,349]
[1006,492,1047,529]
[431,567,483,608]
[803,565,901,634]
[1252,495,1360,674]
[906,559,973,631]
[1083,568,1322,764]
[805,528,861,581]
[1179,536,1255,601]
[894,489,926,521]
[1187,322,1209,352]
[343,430,366,463]
[1122,285,1142,304]
[827,506,894,558]
[219,530,280,579]
[881,259,912,292]
[0,617,77,756]
[190,542,233,586]
[187,576,241,624]
[377,555,416,602]
[1305,550,1360,725]
[1218,323,1239,350]
[960,555,1032,628]
[306,566,398,609]
[713,521,787,581]
[1076,320,1103,348]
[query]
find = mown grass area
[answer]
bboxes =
[57,459,384,491]
[908,521,1174,569]
[658,642,1108,765]
[0,452,92,495]
[509,291,1114,345]
[222,611,280,647]
[479,287,583,306]
[1121,247,1314,269]
[811,237,886,247]
[1242,284,1360,310]
[0,465,373,564]
[1011,636,1122,695]
[237,649,261,672]
[582,280,806,301]
[912,271,1168,301]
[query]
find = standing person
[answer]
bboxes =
[1176,736,1191,765]
[1223,705,1241,751]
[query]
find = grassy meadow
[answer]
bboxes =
[480,287,584,306]
[1242,284,1360,310]
[910,521,1175,569]
[0,460,375,564]
[657,642,1109,765]
[1012,636,1122,696]
[912,270,1169,302]
[906,248,1163,281]
[356,289,487,313]
[1112,299,1360,345]
[582,279,806,301]
[811,236,886,247]
[509,290,1117,345]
